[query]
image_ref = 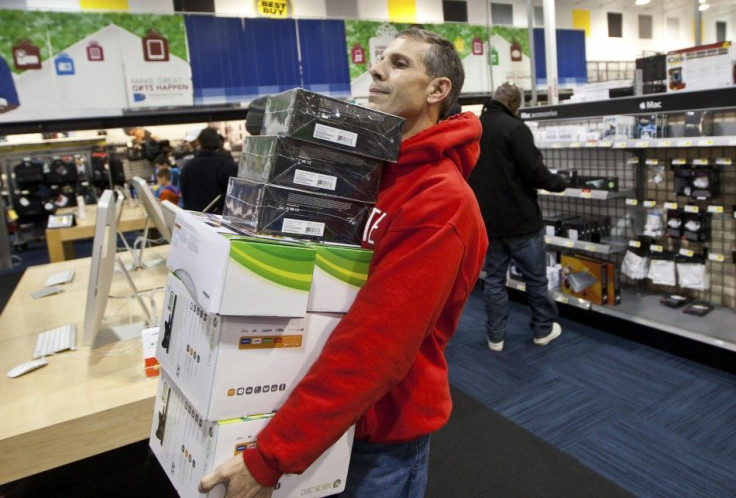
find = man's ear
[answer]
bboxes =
[427,77,451,106]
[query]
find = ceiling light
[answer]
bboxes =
[698,3,710,10]
[635,0,651,5]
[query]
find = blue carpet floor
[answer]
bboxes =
[449,291,736,498]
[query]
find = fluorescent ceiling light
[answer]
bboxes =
[698,3,710,10]
[635,0,651,5]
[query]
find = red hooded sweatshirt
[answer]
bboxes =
[244,111,489,486]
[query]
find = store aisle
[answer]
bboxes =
[447,291,736,498]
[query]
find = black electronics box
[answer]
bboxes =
[239,136,383,203]
[561,216,610,243]
[683,300,714,316]
[665,209,683,238]
[690,167,720,200]
[261,88,404,162]
[575,175,619,192]
[682,211,710,242]
[684,111,714,137]
[549,169,577,184]
[661,294,688,308]
[543,212,580,237]
[673,167,692,197]
[223,177,371,245]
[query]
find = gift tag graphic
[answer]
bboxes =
[86,41,104,61]
[55,53,75,76]
[142,29,170,62]
[12,39,42,70]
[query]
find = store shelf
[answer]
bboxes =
[539,188,634,200]
[590,287,736,352]
[612,136,736,149]
[544,235,628,255]
[506,278,592,310]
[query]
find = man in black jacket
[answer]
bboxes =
[468,82,568,352]
[179,127,237,213]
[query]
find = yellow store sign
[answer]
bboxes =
[256,0,291,18]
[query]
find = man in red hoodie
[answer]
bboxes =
[199,28,488,498]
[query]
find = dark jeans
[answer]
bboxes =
[482,230,557,342]
[336,435,431,497]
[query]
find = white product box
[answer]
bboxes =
[150,371,354,498]
[157,272,343,420]
[307,243,373,313]
[167,210,316,317]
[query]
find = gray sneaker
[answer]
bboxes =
[533,322,562,346]
[487,337,504,352]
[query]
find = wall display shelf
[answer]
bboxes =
[506,278,592,311]
[544,235,628,255]
[518,91,736,351]
[539,188,635,200]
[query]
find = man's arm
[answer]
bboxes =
[511,124,568,192]
[235,224,467,488]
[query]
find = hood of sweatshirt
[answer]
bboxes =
[393,111,482,179]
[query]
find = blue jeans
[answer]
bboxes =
[336,435,431,498]
[482,230,557,342]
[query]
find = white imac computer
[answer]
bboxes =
[161,199,183,235]
[82,190,153,348]
[132,176,171,268]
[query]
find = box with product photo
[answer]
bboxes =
[239,136,384,203]
[560,254,608,305]
[307,242,373,313]
[223,177,372,245]
[166,210,316,317]
[157,272,344,420]
[261,88,404,162]
[150,371,355,498]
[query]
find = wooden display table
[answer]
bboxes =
[0,246,169,484]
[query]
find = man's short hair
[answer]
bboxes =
[197,128,222,151]
[395,28,464,118]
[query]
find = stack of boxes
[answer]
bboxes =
[223,88,404,245]
[149,88,403,498]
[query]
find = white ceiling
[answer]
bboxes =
[566,0,736,17]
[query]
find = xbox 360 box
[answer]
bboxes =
[157,273,342,420]
[261,88,404,162]
[167,210,315,317]
[307,242,373,313]
[150,370,354,498]
[223,177,371,245]
[239,136,383,202]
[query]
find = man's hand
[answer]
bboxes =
[198,454,274,498]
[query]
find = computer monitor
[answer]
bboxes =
[132,176,172,242]
[82,189,152,348]
[161,199,183,235]
[132,176,171,268]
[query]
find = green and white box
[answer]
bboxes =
[150,371,354,498]
[157,272,344,420]
[307,243,373,313]
[167,210,315,317]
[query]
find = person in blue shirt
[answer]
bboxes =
[0,55,20,114]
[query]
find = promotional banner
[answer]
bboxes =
[0,9,191,123]
[345,21,534,98]
[665,42,734,93]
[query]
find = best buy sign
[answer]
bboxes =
[256,0,291,18]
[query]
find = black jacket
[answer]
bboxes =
[180,150,237,213]
[468,99,567,236]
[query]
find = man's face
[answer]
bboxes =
[368,36,433,120]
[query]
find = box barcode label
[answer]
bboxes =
[293,169,338,191]
[313,123,358,147]
[282,218,325,237]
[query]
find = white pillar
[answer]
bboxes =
[543,0,558,105]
